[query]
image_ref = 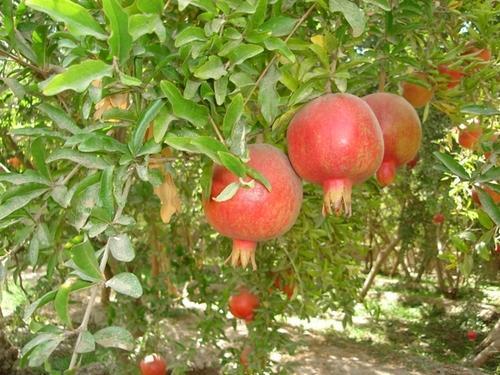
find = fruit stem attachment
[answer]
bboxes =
[376,160,396,187]
[322,179,352,217]
[226,239,258,270]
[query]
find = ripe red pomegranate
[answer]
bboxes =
[401,73,433,108]
[363,93,422,187]
[287,93,383,216]
[463,44,491,71]
[229,289,260,322]
[432,213,445,225]
[273,275,295,299]
[459,127,482,150]
[406,154,419,169]
[140,354,167,375]
[7,156,22,169]
[438,64,464,89]
[204,144,302,270]
[467,330,478,342]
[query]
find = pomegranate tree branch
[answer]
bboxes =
[243,4,316,106]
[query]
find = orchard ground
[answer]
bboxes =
[3,274,497,374]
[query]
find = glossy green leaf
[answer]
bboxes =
[174,26,206,47]
[191,136,227,163]
[433,152,470,180]
[460,104,500,116]
[26,0,106,39]
[329,0,366,37]
[70,241,103,281]
[94,326,134,351]
[258,65,280,125]
[214,76,228,105]
[153,107,176,143]
[102,0,132,63]
[0,170,50,186]
[218,151,246,178]
[105,272,143,298]
[31,137,52,180]
[78,134,128,154]
[40,60,113,96]
[263,38,295,62]
[54,278,92,327]
[38,103,81,134]
[222,94,244,138]
[129,14,166,42]
[259,16,296,37]
[24,291,57,321]
[246,167,271,191]
[194,56,227,80]
[228,44,264,65]
[160,81,208,128]
[47,149,110,169]
[137,0,163,13]
[130,100,165,155]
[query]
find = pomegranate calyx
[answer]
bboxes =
[322,179,353,217]
[226,239,258,270]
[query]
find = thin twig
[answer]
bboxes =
[209,116,225,144]
[0,48,45,77]
[243,4,316,106]
[61,165,80,185]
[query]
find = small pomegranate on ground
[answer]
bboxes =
[438,64,464,89]
[363,93,422,187]
[140,354,167,375]
[433,213,445,225]
[401,73,433,108]
[204,144,302,270]
[229,289,260,322]
[459,126,482,150]
[287,93,384,216]
[467,330,478,342]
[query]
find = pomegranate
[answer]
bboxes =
[463,44,491,71]
[229,289,260,322]
[401,73,433,108]
[204,144,302,270]
[273,275,295,299]
[459,127,482,150]
[467,330,478,342]
[438,64,464,89]
[140,354,167,375]
[432,213,445,225]
[363,93,422,187]
[240,345,252,368]
[407,155,420,169]
[286,93,384,216]
[7,156,22,169]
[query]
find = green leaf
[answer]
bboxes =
[137,0,163,13]
[160,81,208,128]
[477,189,500,225]
[364,0,391,11]
[228,44,264,65]
[0,188,48,221]
[21,332,60,358]
[70,241,103,281]
[163,135,199,153]
[329,0,366,37]
[94,326,134,351]
[102,0,132,63]
[223,94,244,138]
[191,136,227,163]
[433,152,470,180]
[218,151,247,178]
[25,0,106,40]
[47,149,110,169]
[258,64,280,125]
[38,103,82,134]
[200,161,213,201]
[263,38,295,62]
[105,272,143,298]
[54,278,92,328]
[194,56,227,80]
[108,234,135,262]
[28,336,64,367]
[246,167,272,191]
[99,167,115,219]
[174,26,206,47]
[24,291,57,321]
[460,104,500,116]
[153,107,176,143]
[0,170,50,185]
[31,137,52,180]
[78,134,128,154]
[259,16,296,37]
[130,100,165,155]
[213,182,240,202]
[214,76,228,105]
[129,13,166,42]
[40,60,113,96]
[76,331,95,354]
[477,167,500,183]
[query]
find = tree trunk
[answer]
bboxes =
[473,318,500,367]
[359,236,400,301]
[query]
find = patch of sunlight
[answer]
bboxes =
[1,280,27,317]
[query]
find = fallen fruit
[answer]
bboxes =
[140,354,167,375]
[287,93,384,216]
[229,289,260,322]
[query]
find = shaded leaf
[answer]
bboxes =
[94,326,134,351]
[433,152,470,180]
[329,0,366,37]
[70,241,103,281]
[108,234,135,262]
[194,56,227,80]
[102,0,132,63]
[47,149,110,169]
[130,100,165,155]
[222,94,244,138]
[213,182,240,202]
[76,331,95,354]
[105,272,143,298]
[160,81,208,128]
[0,188,48,221]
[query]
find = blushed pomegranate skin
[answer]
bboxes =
[140,354,167,375]
[401,73,433,108]
[438,64,464,89]
[363,93,422,187]
[229,289,260,322]
[459,127,482,150]
[204,144,302,269]
[286,93,384,216]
